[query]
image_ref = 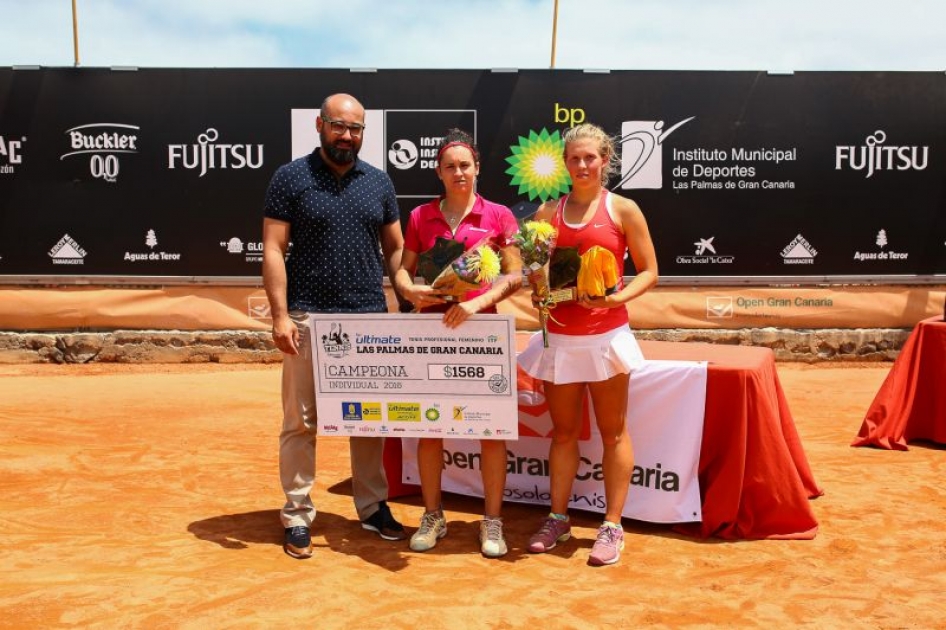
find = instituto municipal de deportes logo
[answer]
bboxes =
[616,117,694,190]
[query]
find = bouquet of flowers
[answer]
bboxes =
[514,220,557,293]
[513,220,561,347]
[425,239,502,301]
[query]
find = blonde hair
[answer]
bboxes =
[561,123,619,186]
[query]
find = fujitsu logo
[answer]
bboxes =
[168,128,264,177]
[835,130,929,178]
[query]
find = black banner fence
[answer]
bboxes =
[1,67,943,285]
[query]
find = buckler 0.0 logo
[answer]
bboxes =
[60,123,139,183]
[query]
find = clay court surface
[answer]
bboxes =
[1,360,944,629]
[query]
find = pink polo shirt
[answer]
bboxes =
[405,194,518,309]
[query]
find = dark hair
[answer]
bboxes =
[437,128,479,164]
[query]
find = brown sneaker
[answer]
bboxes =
[361,500,407,541]
[284,526,313,559]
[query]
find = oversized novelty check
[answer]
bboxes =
[310,313,518,440]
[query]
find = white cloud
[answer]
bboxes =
[0,0,943,70]
[78,2,285,67]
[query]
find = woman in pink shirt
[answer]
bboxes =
[394,128,522,558]
[518,123,659,566]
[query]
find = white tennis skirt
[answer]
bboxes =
[518,324,644,384]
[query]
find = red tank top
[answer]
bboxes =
[547,190,629,335]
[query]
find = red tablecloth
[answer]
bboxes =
[852,316,946,450]
[384,339,822,540]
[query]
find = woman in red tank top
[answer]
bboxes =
[519,123,659,566]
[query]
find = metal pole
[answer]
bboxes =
[72,0,80,66]
[550,0,559,69]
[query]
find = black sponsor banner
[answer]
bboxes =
[0,68,943,283]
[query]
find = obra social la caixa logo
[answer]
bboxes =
[504,116,695,200]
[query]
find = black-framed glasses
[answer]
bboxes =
[322,118,366,137]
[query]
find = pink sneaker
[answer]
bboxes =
[527,516,571,553]
[588,523,625,566]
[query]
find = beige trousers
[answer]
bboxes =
[279,312,388,528]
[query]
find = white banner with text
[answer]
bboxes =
[310,313,518,439]
[403,359,708,523]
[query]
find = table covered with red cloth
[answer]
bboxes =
[384,339,822,540]
[852,316,946,450]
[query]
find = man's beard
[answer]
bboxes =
[323,141,358,165]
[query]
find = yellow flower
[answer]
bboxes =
[525,220,556,244]
[474,245,501,283]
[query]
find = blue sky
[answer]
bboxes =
[1,0,944,71]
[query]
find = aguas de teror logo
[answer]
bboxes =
[852,229,909,262]
[124,229,182,263]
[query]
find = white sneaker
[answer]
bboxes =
[410,510,447,552]
[479,517,508,558]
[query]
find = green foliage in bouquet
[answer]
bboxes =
[512,220,557,269]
